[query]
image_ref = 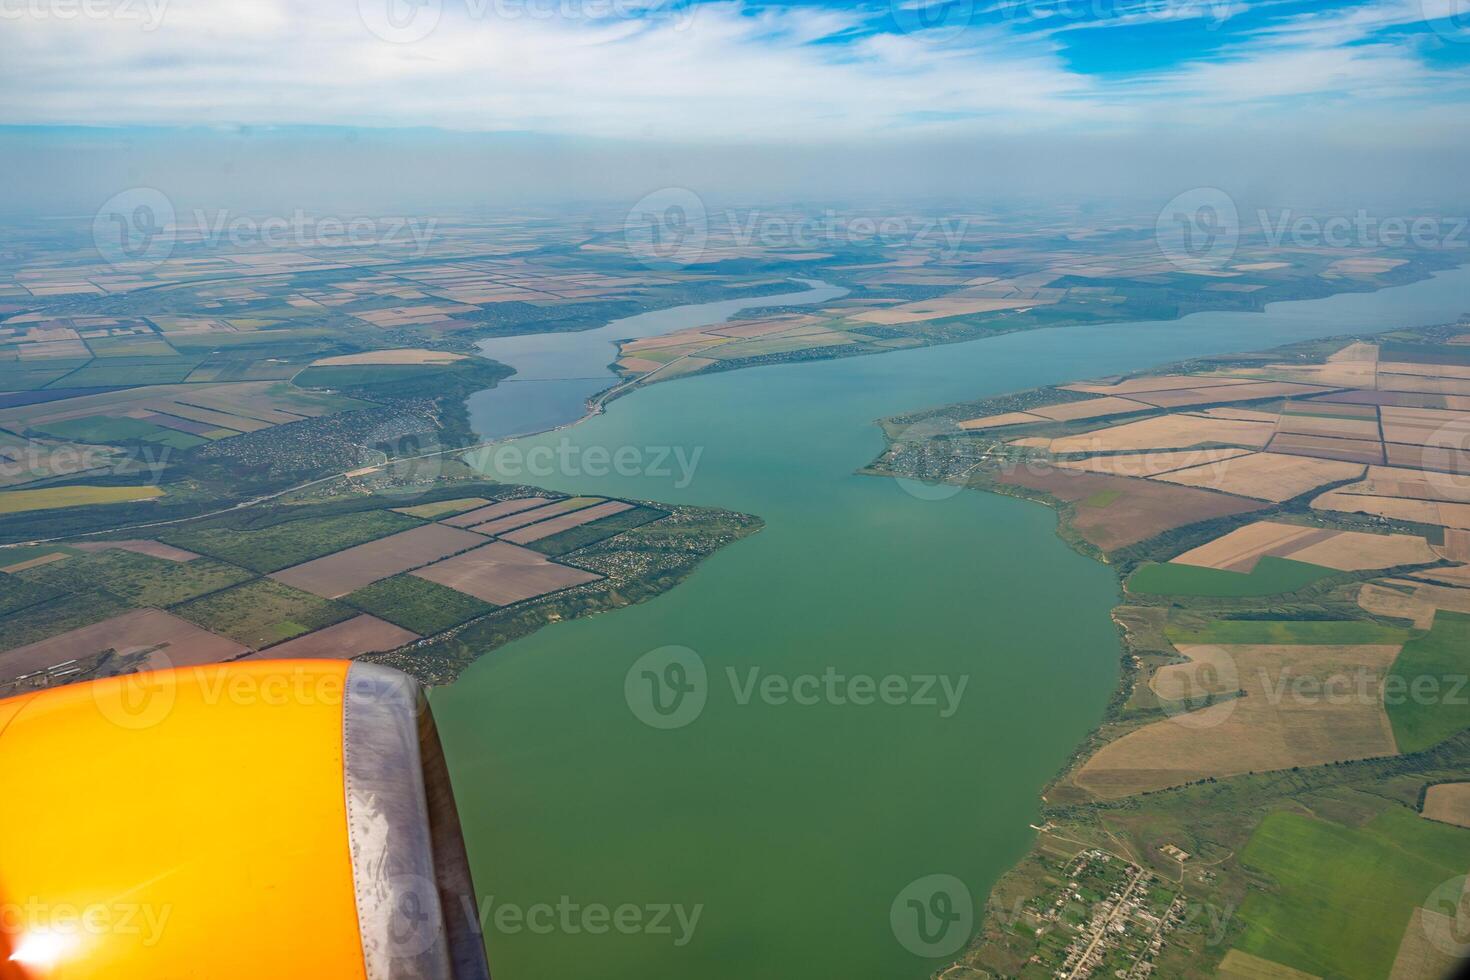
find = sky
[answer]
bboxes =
[1,0,1468,209]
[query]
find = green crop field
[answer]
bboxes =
[528,505,668,557]
[1127,557,1337,597]
[0,590,131,653]
[1386,610,1470,753]
[173,578,352,648]
[1165,618,1413,646]
[55,358,199,387]
[14,550,252,609]
[0,572,62,616]
[1235,806,1470,979]
[344,574,495,635]
[35,415,204,449]
[161,509,420,573]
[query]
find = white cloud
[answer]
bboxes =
[0,0,1461,137]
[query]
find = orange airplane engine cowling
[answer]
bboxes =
[0,660,490,980]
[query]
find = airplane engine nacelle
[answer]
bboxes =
[0,660,490,980]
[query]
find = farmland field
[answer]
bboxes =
[161,509,420,572]
[1126,556,1337,597]
[1386,610,1470,752]
[527,505,669,556]
[14,549,251,608]
[268,522,486,598]
[1234,807,1470,979]
[345,574,496,635]
[173,578,354,648]
[1165,618,1413,646]
[0,485,163,513]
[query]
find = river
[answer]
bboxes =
[434,265,1470,979]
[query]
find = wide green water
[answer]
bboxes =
[434,266,1470,979]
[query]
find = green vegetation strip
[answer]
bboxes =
[15,550,252,608]
[345,575,495,636]
[161,509,420,573]
[1235,807,1470,979]
[527,505,668,557]
[1386,610,1470,753]
[173,578,352,648]
[1127,557,1337,598]
[1165,619,1413,646]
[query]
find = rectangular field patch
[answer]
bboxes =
[411,541,600,605]
[269,522,486,598]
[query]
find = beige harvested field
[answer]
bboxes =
[1130,381,1338,409]
[1152,452,1364,502]
[1422,783,1470,828]
[1387,908,1465,980]
[1277,414,1381,439]
[1063,375,1255,396]
[1218,950,1320,980]
[994,467,1265,551]
[958,411,1048,430]
[270,522,486,598]
[1314,491,1470,529]
[1195,406,1283,422]
[411,541,600,605]
[1007,436,1052,448]
[1358,465,1470,502]
[1329,257,1408,274]
[0,552,70,572]
[310,349,466,366]
[1172,522,1335,571]
[618,357,667,374]
[1440,528,1470,561]
[1385,442,1470,474]
[1357,582,1437,628]
[1330,341,1380,363]
[245,614,418,660]
[469,497,600,535]
[442,496,555,527]
[501,500,633,544]
[1289,529,1439,570]
[72,539,201,562]
[1053,448,1250,479]
[1380,406,1470,445]
[848,294,1058,324]
[1074,643,1403,799]
[0,608,249,684]
[1026,396,1152,422]
[1379,374,1470,396]
[1380,361,1470,380]
[1049,414,1277,453]
[392,497,491,519]
[1269,433,1385,465]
